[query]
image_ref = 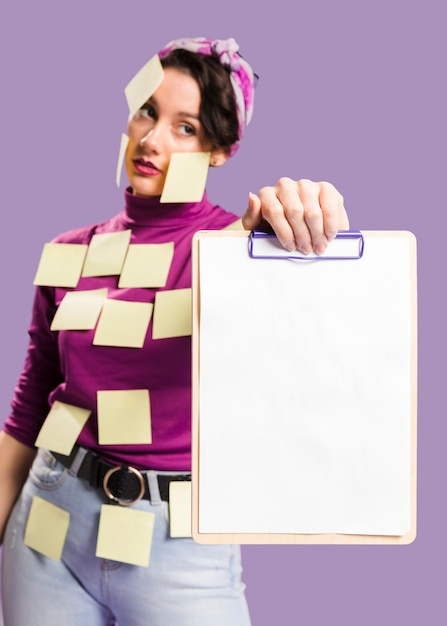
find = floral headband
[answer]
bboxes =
[158,37,257,156]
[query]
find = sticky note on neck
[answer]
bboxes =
[160,152,210,203]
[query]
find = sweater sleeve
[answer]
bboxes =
[3,285,64,447]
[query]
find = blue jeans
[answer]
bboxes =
[1,449,251,626]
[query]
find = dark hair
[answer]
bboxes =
[160,49,239,153]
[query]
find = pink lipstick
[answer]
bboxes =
[133,159,162,176]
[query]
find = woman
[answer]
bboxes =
[0,37,348,625]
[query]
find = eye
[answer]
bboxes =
[178,123,196,137]
[137,103,156,120]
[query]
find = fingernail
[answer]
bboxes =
[299,244,312,255]
[326,232,337,242]
[314,243,326,255]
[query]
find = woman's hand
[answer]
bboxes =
[242,178,349,255]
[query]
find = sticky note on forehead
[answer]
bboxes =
[160,152,210,203]
[124,54,164,117]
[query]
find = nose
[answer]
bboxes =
[139,121,165,151]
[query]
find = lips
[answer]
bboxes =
[133,158,162,176]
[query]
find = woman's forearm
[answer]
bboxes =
[0,431,36,544]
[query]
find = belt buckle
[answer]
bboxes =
[102,465,145,507]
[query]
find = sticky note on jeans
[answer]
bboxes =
[24,497,70,561]
[169,481,192,537]
[96,505,155,567]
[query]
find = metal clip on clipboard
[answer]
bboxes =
[248,230,364,260]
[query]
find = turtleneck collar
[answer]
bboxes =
[122,187,213,227]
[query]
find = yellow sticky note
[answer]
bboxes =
[96,505,154,567]
[82,230,132,277]
[118,243,174,288]
[34,401,91,455]
[97,389,151,445]
[223,218,244,231]
[24,496,70,561]
[169,481,192,538]
[124,54,164,117]
[93,299,153,348]
[152,288,192,339]
[160,152,210,203]
[33,243,88,288]
[116,133,129,188]
[50,288,108,330]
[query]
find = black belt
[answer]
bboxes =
[52,446,191,507]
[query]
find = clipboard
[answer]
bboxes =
[191,230,417,544]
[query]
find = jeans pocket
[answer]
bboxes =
[30,449,68,490]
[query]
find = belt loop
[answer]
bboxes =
[69,447,89,477]
[147,471,161,505]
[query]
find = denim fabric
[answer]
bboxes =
[1,449,251,626]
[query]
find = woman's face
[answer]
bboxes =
[125,67,226,197]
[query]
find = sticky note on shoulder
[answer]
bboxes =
[33,243,88,288]
[124,54,164,117]
[160,152,210,203]
[24,496,70,561]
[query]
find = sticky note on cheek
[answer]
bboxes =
[116,133,129,188]
[96,505,155,567]
[160,152,210,203]
[24,497,70,561]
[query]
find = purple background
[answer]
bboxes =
[0,0,445,624]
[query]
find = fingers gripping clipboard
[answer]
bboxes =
[191,230,417,544]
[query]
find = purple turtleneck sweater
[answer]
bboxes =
[3,190,239,470]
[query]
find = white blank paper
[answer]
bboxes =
[197,232,416,537]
